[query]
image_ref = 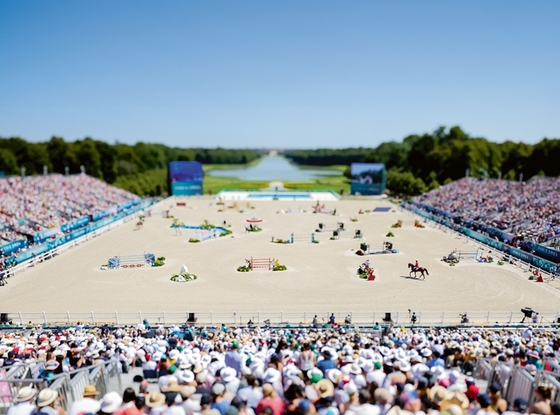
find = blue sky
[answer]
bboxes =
[0,1,558,149]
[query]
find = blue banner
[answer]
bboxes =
[524,242,560,264]
[171,181,203,196]
[34,216,93,244]
[0,239,28,255]
[117,199,142,213]
[33,227,61,244]
[60,216,90,233]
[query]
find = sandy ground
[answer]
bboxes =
[2,198,560,316]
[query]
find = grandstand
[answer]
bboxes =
[0,174,148,273]
[1,322,559,415]
[413,177,560,248]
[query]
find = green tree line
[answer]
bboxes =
[284,126,560,195]
[0,136,263,196]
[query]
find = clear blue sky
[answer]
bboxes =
[0,1,558,149]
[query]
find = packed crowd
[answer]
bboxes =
[2,322,560,415]
[414,178,560,247]
[0,174,139,243]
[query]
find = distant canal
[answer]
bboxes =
[206,156,342,181]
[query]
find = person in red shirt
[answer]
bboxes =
[255,384,285,415]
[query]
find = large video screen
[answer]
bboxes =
[350,163,386,195]
[169,161,203,195]
[169,161,203,182]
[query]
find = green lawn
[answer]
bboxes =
[296,164,347,172]
[203,175,270,195]
[202,160,349,194]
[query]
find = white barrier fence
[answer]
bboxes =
[2,310,559,327]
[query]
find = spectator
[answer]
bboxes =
[36,388,65,415]
[7,387,36,415]
[68,385,101,415]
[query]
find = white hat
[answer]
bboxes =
[343,382,358,395]
[449,370,462,383]
[411,364,429,378]
[178,369,195,384]
[327,368,342,383]
[13,387,36,403]
[208,361,225,376]
[348,363,362,375]
[420,348,432,357]
[361,360,374,373]
[306,367,323,380]
[395,349,407,361]
[283,365,302,379]
[430,365,445,378]
[220,367,237,384]
[263,367,281,384]
[37,388,58,408]
[100,392,123,414]
[378,346,390,356]
[399,361,411,372]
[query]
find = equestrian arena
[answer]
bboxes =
[2,197,560,320]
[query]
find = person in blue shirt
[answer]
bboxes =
[211,383,230,415]
[426,351,445,368]
[317,349,337,375]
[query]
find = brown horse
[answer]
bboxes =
[408,263,429,280]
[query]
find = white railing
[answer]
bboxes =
[2,310,559,327]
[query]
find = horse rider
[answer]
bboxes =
[414,260,419,271]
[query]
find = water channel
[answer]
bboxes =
[206,156,342,181]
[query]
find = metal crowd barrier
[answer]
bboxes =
[475,359,541,406]
[0,361,121,414]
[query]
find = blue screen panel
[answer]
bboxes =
[350,163,386,195]
[169,161,203,182]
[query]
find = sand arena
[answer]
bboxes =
[1,198,560,320]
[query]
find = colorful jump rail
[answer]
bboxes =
[107,253,155,269]
[249,257,272,270]
[403,202,560,276]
